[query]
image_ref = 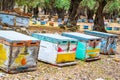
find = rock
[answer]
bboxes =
[0,72,6,77]
[13,77,19,80]
[113,58,120,62]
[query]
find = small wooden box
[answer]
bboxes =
[85,30,118,55]
[32,33,77,66]
[0,31,40,73]
[62,32,101,61]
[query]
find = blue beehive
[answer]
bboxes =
[41,21,46,25]
[16,15,30,27]
[0,13,15,26]
[62,32,101,61]
[106,27,112,30]
[0,12,30,27]
[82,18,87,22]
[114,27,120,31]
[88,19,94,23]
[85,30,118,55]
[83,25,89,29]
[58,18,62,25]
[77,19,82,22]
[0,25,2,29]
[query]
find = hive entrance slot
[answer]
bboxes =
[30,42,36,44]
[13,42,24,46]
[17,43,24,45]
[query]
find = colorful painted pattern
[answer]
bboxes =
[101,37,117,54]
[86,40,100,58]
[0,44,7,65]
[10,46,38,67]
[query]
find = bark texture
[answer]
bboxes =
[93,0,107,32]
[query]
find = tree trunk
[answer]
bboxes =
[67,0,82,27]
[50,0,56,16]
[33,6,39,20]
[23,5,26,13]
[43,8,50,15]
[79,7,86,16]
[28,6,33,14]
[87,8,94,20]
[56,8,65,20]
[0,1,2,10]
[2,0,15,11]
[103,12,111,19]
[9,0,15,10]
[112,10,118,20]
[93,0,107,32]
[43,8,46,15]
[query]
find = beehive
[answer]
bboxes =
[15,15,30,27]
[0,12,15,26]
[0,30,40,73]
[0,12,30,27]
[32,33,77,66]
[85,30,118,55]
[62,32,101,61]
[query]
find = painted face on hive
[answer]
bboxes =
[88,40,100,48]
[108,37,115,44]
[58,44,68,52]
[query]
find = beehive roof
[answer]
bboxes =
[62,32,101,41]
[0,30,39,42]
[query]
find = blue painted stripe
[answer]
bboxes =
[32,33,77,44]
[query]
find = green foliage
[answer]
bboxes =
[81,0,96,9]
[108,0,120,12]
[104,0,120,13]
[16,0,27,6]
[55,0,70,10]
[16,0,70,10]
[16,0,43,8]
[15,0,120,16]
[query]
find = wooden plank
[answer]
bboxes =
[39,60,77,67]
[85,56,101,62]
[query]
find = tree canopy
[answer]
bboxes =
[0,0,120,32]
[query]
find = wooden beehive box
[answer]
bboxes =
[32,33,77,66]
[0,30,40,73]
[84,30,118,55]
[15,15,30,27]
[0,12,15,26]
[62,32,101,61]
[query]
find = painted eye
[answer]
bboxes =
[90,40,94,42]
[58,47,63,52]
[110,36,113,38]
[96,39,100,41]
[72,47,76,51]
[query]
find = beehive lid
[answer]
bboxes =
[85,30,118,38]
[0,12,17,16]
[62,32,101,41]
[32,33,77,44]
[0,30,39,42]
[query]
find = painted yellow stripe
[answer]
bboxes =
[86,49,100,53]
[56,53,75,63]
